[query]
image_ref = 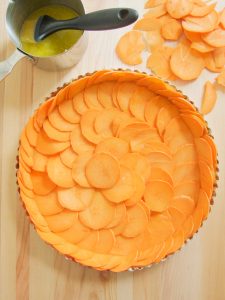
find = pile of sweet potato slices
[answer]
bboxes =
[116,0,225,115]
[17,70,217,271]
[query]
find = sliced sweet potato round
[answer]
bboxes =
[97,82,115,108]
[145,95,168,126]
[116,30,145,65]
[25,117,38,146]
[57,186,94,211]
[31,171,56,195]
[95,137,129,160]
[166,0,194,19]
[171,195,195,216]
[72,91,88,115]
[216,68,225,87]
[199,160,214,198]
[106,203,127,228]
[95,229,116,254]
[48,108,76,132]
[144,4,167,18]
[102,166,135,203]
[130,128,161,152]
[190,2,216,17]
[116,82,136,111]
[34,190,63,216]
[133,17,161,31]
[174,143,197,163]
[58,99,80,123]
[181,113,205,137]
[161,19,183,40]
[145,0,166,9]
[18,166,33,190]
[202,28,225,48]
[45,210,77,233]
[94,109,116,138]
[20,129,33,157]
[144,180,173,212]
[59,147,77,169]
[71,151,93,188]
[32,149,48,172]
[148,213,175,242]
[36,130,70,155]
[80,110,103,144]
[70,124,94,154]
[195,137,213,166]
[174,180,200,201]
[85,153,120,189]
[84,85,103,109]
[143,30,164,51]
[122,203,148,238]
[173,162,199,184]
[191,40,214,53]
[125,174,145,206]
[170,41,205,80]
[58,216,90,244]
[47,156,74,188]
[156,105,179,137]
[43,119,70,142]
[198,189,210,220]
[182,11,218,33]
[204,52,224,73]
[220,8,225,29]
[79,192,115,230]
[149,167,173,186]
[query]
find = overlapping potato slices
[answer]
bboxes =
[17,70,217,272]
[116,0,225,114]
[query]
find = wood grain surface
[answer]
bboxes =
[0,1,225,299]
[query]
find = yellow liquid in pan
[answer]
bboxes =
[20,5,83,57]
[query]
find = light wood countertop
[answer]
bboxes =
[0,1,225,299]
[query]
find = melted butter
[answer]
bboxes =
[20,5,83,57]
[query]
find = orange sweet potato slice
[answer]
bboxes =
[85,153,120,189]
[79,192,115,230]
[145,95,168,126]
[20,158,31,174]
[201,81,217,115]
[116,30,145,65]
[31,171,56,195]
[143,30,164,51]
[170,41,205,80]
[145,0,166,9]
[48,108,76,132]
[94,109,116,138]
[110,235,138,256]
[133,17,161,31]
[59,147,77,169]
[203,134,217,168]
[147,46,177,80]
[57,186,94,211]
[144,180,173,212]
[183,215,194,238]
[70,124,94,154]
[95,137,129,160]
[116,82,136,111]
[213,47,225,68]
[106,203,127,228]
[111,216,128,236]
[220,8,225,29]
[19,146,33,167]
[80,110,103,144]
[204,52,224,72]
[84,85,103,109]
[184,29,201,42]
[58,99,80,123]
[18,177,34,198]
[174,143,197,163]
[202,28,225,47]
[18,166,33,190]
[36,130,70,155]
[136,242,164,266]
[118,122,150,141]
[32,149,48,172]
[45,210,77,233]
[130,128,161,152]
[167,230,185,254]
[20,129,33,157]
[181,113,205,137]
[168,207,186,230]
[198,189,210,219]
[97,82,115,108]
[216,68,225,87]
[199,160,214,198]
[35,100,52,129]
[47,156,74,188]
[182,10,218,33]
[34,190,63,216]
[171,195,195,216]
[25,117,38,146]
[174,180,200,201]
[72,91,88,115]
[71,151,92,188]
[58,216,90,244]
[148,213,175,242]
[122,203,148,238]
[130,86,154,120]
[190,2,216,17]
[161,19,183,40]
[195,137,213,166]
[94,229,116,254]
[191,40,214,53]
[149,167,173,186]
[144,4,167,18]
[102,166,135,203]
[138,141,171,156]
[156,105,179,136]
[125,174,145,206]
[43,119,70,142]
[121,153,151,181]
[166,0,194,19]
[174,162,199,184]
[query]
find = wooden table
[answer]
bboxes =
[1,1,225,299]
